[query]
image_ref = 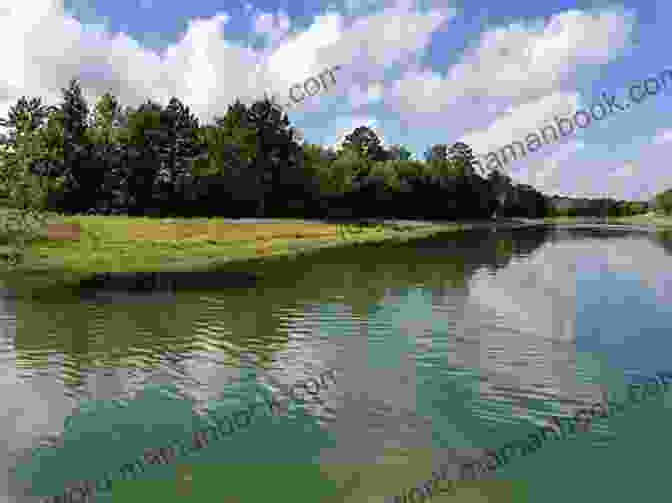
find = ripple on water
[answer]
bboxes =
[2,228,672,502]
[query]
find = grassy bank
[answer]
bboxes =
[0,213,469,293]
[4,212,669,291]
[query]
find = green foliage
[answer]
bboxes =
[3,75,625,230]
[424,144,447,163]
[59,78,90,147]
[342,126,386,163]
[193,125,249,177]
[149,97,207,205]
[389,159,426,180]
[90,92,123,145]
[211,101,259,164]
[336,221,385,240]
[322,149,360,196]
[369,161,401,192]
[386,144,412,161]
[447,142,477,177]
[0,96,62,264]
[655,189,672,215]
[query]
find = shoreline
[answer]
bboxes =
[0,217,541,295]
[1,215,670,296]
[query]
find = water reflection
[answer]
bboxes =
[79,271,261,294]
[1,225,671,502]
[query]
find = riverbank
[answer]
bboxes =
[4,213,669,296]
[0,214,475,295]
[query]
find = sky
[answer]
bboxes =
[0,0,670,200]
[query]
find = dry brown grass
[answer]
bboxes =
[255,239,275,256]
[122,221,341,243]
[12,215,438,279]
[45,222,82,241]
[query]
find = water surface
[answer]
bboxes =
[2,225,671,502]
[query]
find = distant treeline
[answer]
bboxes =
[0,79,666,220]
[546,195,655,218]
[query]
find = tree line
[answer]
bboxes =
[0,79,665,225]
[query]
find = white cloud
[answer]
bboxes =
[1,1,662,199]
[653,129,672,145]
[252,10,291,47]
[347,81,384,108]
[511,149,667,200]
[261,0,452,112]
[602,160,653,200]
[460,91,584,160]
[384,8,635,125]
[0,0,453,127]
[331,3,455,97]
[511,140,585,194]
[265,13,343,93]
[0,0,440,128]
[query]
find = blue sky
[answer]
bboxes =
[1,0,671,200]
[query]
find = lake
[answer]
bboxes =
[2,224,672,503]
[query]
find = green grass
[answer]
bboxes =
[4,211,668,294]
[0,213,458,293]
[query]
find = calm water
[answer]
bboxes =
[2,225,672,502]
